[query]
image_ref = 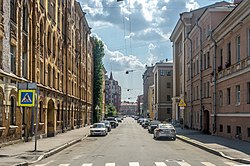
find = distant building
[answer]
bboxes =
[120,101,138,116]
[105,72,121,112]
[137,95,143,116]
[142,66,154,117]
[153,61,173,121]
[148,85,155,120]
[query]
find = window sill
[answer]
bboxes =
[9,125,18,129]
[0,126,6,130]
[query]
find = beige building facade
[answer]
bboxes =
[0,0,93,146]
[153,61,173,122]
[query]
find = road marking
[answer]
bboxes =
[82,164,93,166]
[34,160,55,166]
[224,162,240,166]
[129,162,140,166]
[105,163,115,166]
[201,162,216,166]
[176,161,191,166]
[155,162,167,166]
[59,164,70,166]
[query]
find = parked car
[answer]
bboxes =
[90,123,107,136]
[148,120,161,133]
[153,123,176,140]
[142,119,150,128]
[116,117,122,122]
[100,120,111,132]
[106,117,117,128]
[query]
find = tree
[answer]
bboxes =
[106,104,117,117]
[93,37,105,123]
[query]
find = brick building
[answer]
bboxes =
[0,0,93,146]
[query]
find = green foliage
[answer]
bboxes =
[106,104,117,117]
[93,37,105,123]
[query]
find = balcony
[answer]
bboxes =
[218,56,250,79]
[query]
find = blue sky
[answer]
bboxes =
[79,0,232,102]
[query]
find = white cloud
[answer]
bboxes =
[186,0,200,11]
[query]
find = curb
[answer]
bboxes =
[177,135,250,164]
[14,134,89,166]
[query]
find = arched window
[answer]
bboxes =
[53,34,56,59]
[48,65,51,87]
[57,104,60,121]
[10,0,16,22]
[10,96,16,125]
[40,23,44,57]
[0,95,3,126]
[47,30,51,55]
[23,4,28,32]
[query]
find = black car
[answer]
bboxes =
[100,120,111,132]
[105,117,117,128]
[148,120,161,133]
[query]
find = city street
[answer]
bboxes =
[31,117,242,166]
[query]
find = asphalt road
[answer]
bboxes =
[32,117,242,166]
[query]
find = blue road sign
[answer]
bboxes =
[18,90,35,107]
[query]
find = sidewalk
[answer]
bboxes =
[0,126,90,166]
[1,126,250,166]
[176,128,250,164]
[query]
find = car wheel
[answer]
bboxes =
[173,137,176,141]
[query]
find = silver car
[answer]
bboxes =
[153,123,176,140]
[90,123,107,136]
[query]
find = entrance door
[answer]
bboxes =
[47,100,55,137]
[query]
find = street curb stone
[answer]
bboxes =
[176,135,250,164]
[14,134,89,166]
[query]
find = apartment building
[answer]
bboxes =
[153,61,173,121]
[105,72,121,112]
[211,0,250,141]
[0,0,93,145]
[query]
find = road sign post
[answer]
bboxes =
[18,82,39,151]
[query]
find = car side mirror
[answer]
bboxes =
[90,125,93,128]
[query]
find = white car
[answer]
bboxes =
[153,123,176,140]
[90,123,107,136]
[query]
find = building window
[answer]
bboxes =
[248,128,250,137]
[57,104,60,121]
[207,51,210,68]
[167,108,171,114]
[0,0,3,12]
[227,88,231,105]
[219,91,223,107]
[203,82,206,98]
[227,125,231,133]
[247,82,250,104]
[0,95,3,126]
[236,85,240,105]
[196,86,199,100]
[22,53,27,78]
[248,29,250,57]
[166,70,172,76]
[10,0,16,22]
[167,82,171,88]
[236,126,241,136]
[167,95,171,101]
[204,54,206,70]
[23,4,28,32]
[236,36,240,62]
[196,59,199,74]
[207,82,210,97]
[220,48,223,68]
[160,70,164,76]
[227,42,231,65]
[10,97,16,125]
[10,45,16,74]
[219,124,223,132]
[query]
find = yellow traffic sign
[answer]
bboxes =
[178,99,186,107]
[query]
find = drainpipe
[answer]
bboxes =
[64,0,68,131]
[197,21,203,131]
[210,30,217,134]
[187,35,193,129]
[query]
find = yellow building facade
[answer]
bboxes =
[0,0,93,146]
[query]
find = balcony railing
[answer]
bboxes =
[218,56,250,79]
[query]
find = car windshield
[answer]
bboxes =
[92,124,105,128]
[159,124,173,129]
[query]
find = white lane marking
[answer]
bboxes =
[105,163,115,166]
[58,164,70,166]
[224,162,242,166]
[176,161,191,166]
[201,162,216,166]
[35,160,55,166]
[155,162,167,166]
[82,164,93,166]
[129,162,140,166]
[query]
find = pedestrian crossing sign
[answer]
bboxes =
[178,99,186,107]
[18,90,35,107]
